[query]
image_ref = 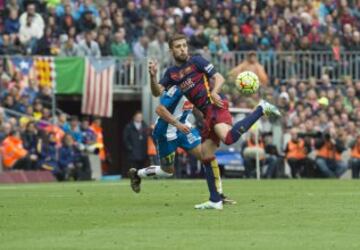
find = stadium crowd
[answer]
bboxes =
[0,0,359,179]
[1,0,360,58]
[0,60,106,180]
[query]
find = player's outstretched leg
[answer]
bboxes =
[224,100,281,145]
[128,152,175,193]
[128,165,174,193]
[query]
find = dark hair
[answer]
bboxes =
[168,33,187,48]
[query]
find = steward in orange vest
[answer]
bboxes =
[350,136,360,159]
[285,139,306,160]
[1,131,30,169]
[315,134,344,161]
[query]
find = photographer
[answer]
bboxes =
[285,128,312,178]
[315,129,347,178]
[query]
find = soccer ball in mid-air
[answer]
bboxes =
[235,71,260,95]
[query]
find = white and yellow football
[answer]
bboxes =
[235,71,260,95]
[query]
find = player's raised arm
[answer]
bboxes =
[148,60,164,97]
[155,105,191,134]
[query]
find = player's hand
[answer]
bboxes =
[175,122,191,134]
[211,92,224,108]
[148,60,158,77]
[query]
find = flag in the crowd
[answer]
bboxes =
[81,58,115,118]
[7,57,35,80]
[54,57,85,94]
[33,57,55,88]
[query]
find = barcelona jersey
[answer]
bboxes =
[159,55,217,113]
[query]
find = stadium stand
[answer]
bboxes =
[0,0,359,180]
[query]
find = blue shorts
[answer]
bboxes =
[156,128,201,158]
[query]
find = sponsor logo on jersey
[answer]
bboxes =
[180,78,195,92]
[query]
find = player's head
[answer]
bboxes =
[168,33,189,63]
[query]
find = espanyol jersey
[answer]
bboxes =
[153,85,193,141]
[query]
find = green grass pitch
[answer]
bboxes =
[1,179,360,250]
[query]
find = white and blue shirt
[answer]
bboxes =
[153,85,193,141]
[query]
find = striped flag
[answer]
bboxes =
[81,58,115,117]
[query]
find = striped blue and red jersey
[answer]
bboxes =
[159,55,216,113]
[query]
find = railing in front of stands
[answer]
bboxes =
[2,52,360,94]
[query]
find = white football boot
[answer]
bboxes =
[194,200,223,210]
[258,100,281,118]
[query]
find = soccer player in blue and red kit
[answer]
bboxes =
[149,34,281,209]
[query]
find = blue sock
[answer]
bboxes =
[202,158,221,202]
[224,106,263,145]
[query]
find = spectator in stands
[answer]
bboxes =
[21,121,39,156]
[35,27,57,56]
[189,25,208,51]
[63,116,82,144]
[60,37,80,56]
[57,113,68,131]
[19,106,34,129]
[2,95,16,113]
[80,117,96,146]
[18,3,45,54]
[0,122,12,142]
[37,132,58,172]
[14,94,28,113]
[58,133,80,180]
[33,100,43,120]
[349,135,360,179]
[4,9,20,35]
[59,4,75,34]
[97,33,111,57]
[79,10,97,33]
[111,30,131,59]
[37,86,52,108]
[1,130,34,170]
[133,35,149,60]
[59,133,92,181]
[208,35,229,55]
[148,30,170,65]
[78,31,101,57]
[123,111,148,170]
[315,130,347,178]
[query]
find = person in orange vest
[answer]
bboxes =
[1,130,34,170]
[90,117,108,174]
[349,134,360,179]
[147,124,159,166]
[314,131,347,178]
[285,128,311,178]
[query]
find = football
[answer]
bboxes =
[235,71,260,95]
